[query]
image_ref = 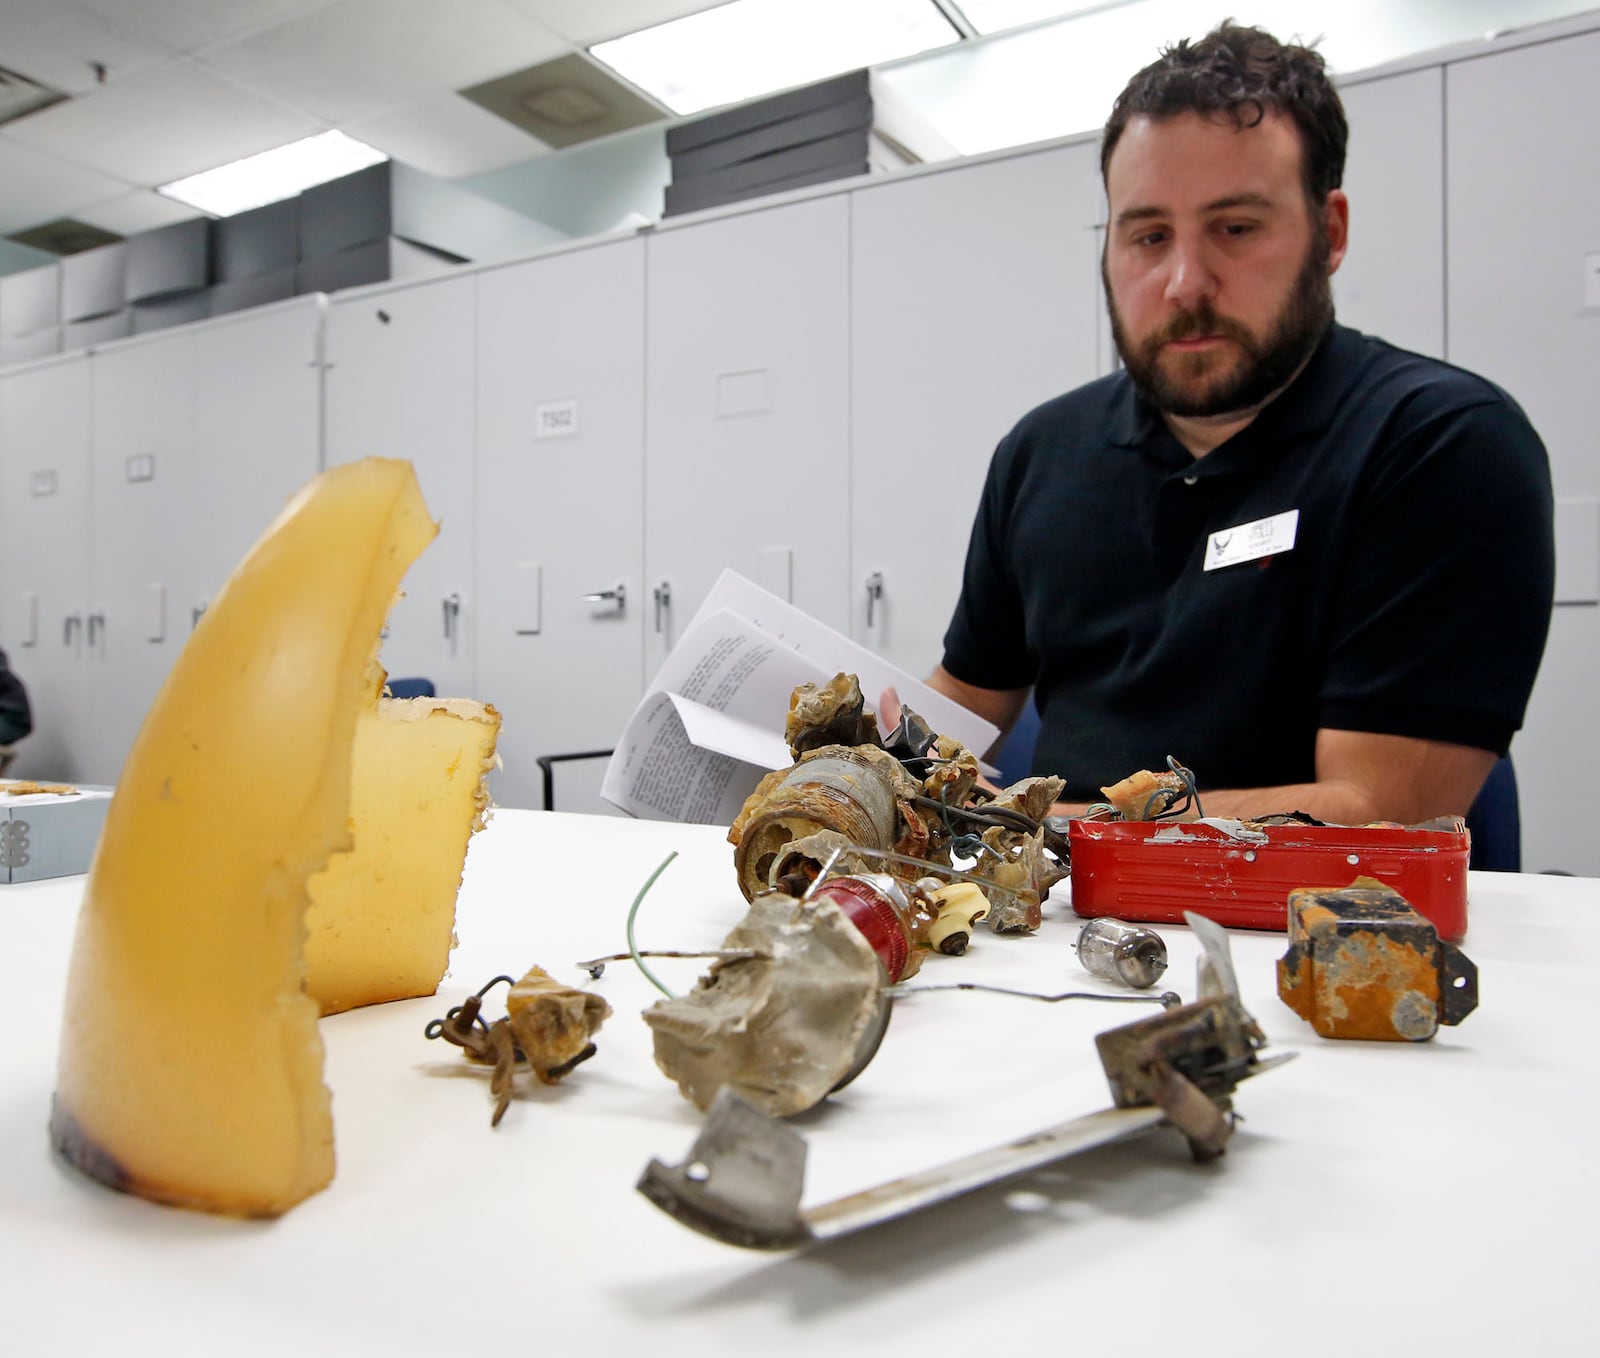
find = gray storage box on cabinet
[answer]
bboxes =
[0,783,113,883]
[298,161,561,265]
[64,310,132,349]
[60,242,127,322]
[216,198,300,281]
[126,219,213,302]
[210,267,297,317]
[0,263,61,337]
[132,290,212,334]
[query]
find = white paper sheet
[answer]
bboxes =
[601,572,999,823]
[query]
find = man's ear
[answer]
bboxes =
[1323,189,1350,274]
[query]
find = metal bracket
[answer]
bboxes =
[639,915,1290,1249]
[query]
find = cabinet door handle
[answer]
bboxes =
[87,611,105,646]
[865,571,885,629]
[192,602,208,628]
[442,593,461,640]
[653,581,672,634]
[581,583,626,615]
[63,613,82,646]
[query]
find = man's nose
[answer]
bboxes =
[1164,239,1218,310]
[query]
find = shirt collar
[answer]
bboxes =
[1107,322,1356,467]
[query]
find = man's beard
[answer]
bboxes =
[1106,228,1334,419]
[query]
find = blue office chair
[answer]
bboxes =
[385,677,436,699]
[992,694,1042,787]
[1464,755,1520,872]
[989,694,1521,871]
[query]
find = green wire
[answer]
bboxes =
[626,850,679,999]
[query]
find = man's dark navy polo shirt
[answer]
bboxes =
[941,323,1555,801]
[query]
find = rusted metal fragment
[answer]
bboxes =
[951,775,1066,934]
[1276,877,1479,1041]
[728,744,929,901]
[1100,768,1188,820]
[426,967,612,1126]
[785,673,879,757]
[643,890,891,1118]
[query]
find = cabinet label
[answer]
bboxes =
[29,469,56,498]
[534,399,579,440]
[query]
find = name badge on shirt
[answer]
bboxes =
[1204,509,1299,571]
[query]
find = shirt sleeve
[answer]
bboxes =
[1317,393,1555,753]
[940,430,1039,691]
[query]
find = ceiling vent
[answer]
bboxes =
[7,218,122,256]
[0,65,66,127]
[460,53,666,150]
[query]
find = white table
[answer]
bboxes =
[3,809,1595,1355]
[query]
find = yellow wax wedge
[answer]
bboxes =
[305,695,500,1016]
[52,458,437,1218]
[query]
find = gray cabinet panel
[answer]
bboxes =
[849,143,1103,681]
[1446,30,1600,874]
[187,300,325,618]
[87,332,198,783]
[326,275,478,698]
[0,358,92,781]
[644,195,853,669]
[1335,67,1445,358]
[475,238,646,812]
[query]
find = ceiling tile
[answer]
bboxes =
[346,94,551,178]
[500,1,727,46]
[74,0,340,54]
[2,58,323,186]
[73,189,206,235]
[199,0,570,124]
[1,0,177,94]
[0,134,132,234]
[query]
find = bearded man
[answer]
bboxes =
[929,22,1554,824]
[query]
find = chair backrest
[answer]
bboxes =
[991,694,1042,788]
[385,677,436,699]
[535,750,615,811]
[1465,754,1520,872]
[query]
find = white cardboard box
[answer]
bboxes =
[0,782,113,883]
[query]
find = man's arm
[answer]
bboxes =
[923,666,1029,763]
[1046,729,1495,822]
[1183,729,1497,824]
[917,676,1494,823]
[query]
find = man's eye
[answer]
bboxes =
[1133,230,1167,247]
[1219,221,1257,237]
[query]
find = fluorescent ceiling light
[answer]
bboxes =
[590,0,960,116]
[158,131,388,217]
[952,1,1120,33]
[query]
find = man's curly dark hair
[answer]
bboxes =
[1101,21,1348,204]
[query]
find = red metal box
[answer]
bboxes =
[1067,817,1470,942]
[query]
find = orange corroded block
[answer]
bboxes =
[1276,877,1478,1042]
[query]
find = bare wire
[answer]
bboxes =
[888,982,1183,1009]
[626,851,680,999]
[575,948,769,980]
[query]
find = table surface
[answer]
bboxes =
[3,809,1595,1356]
